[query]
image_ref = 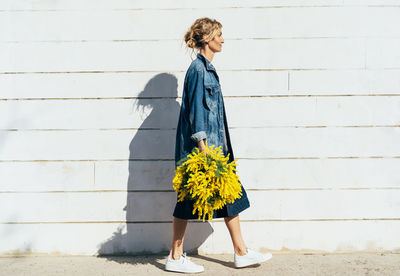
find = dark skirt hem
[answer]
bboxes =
[172,184,250,221]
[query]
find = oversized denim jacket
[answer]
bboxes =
[173,53,251,219]
[174,53,234,167]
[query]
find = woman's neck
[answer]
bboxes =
[200,49,214,63]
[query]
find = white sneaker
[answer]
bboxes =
[234,248,272,268]
[165,252,204,273]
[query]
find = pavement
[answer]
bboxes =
[1,252,399,275]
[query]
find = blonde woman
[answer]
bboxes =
[165,17,272,273]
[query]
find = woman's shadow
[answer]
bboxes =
[97,73,214,267]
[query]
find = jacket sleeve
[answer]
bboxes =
[186,69,208,143]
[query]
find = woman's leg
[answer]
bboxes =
[169,216,189,260]
[224,214,248,256]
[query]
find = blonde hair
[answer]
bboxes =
[183,17,222,58]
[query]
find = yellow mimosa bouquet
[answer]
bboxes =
[172,141,243,222]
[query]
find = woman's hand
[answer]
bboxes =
[198,139,209,155]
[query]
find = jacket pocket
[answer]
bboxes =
[204,85,220,110]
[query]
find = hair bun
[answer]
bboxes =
[183,17,222,51]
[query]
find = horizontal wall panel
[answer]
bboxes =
[0,221,213,256]
[0,1,355,11]
[0,39,365,73]
[211,220,400,254]
[0,129,175,161]
[1,190,399,222]
[0,191,170,223]
[0,162,181,193]
[0,71,289,99]
[1,220,399,256]
[0,72,186,99]
[1,127,399,161]
[0,161,94,192]
[0,41,185,73]
[344,0,400,5]
[290,69,400,94]
[3,69,400,100]
[230,127,400,159]
[2,0,399,11]
[1,157,400,192]
[4,96,400,129]
[1,98,181,130]
[226,96,400,128]
[237,158,400,190]
[2,7,399,41]
[0,161,174,192]
[2,157,400,193]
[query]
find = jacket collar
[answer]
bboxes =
[197,53,216,72]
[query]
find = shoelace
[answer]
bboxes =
[181,252,190,264]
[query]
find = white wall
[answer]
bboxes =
[1,0,400,256]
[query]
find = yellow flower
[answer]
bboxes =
[172,141,243,222]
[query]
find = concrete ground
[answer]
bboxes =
[1,252,399,275]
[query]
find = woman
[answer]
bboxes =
[165,17,272,273]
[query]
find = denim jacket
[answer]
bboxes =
[175,53,234,167]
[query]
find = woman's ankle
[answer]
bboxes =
[234,246,248,256]
[169,249,183,260]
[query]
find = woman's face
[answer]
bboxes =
[207,30,224,52]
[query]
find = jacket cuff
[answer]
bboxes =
[190,131,207,143]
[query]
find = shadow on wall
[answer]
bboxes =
[97,73,213,262]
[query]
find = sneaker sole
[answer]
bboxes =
[234,253,273,268]
[165,265,204,274]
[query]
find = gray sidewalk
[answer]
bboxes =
[1,252,399,275]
